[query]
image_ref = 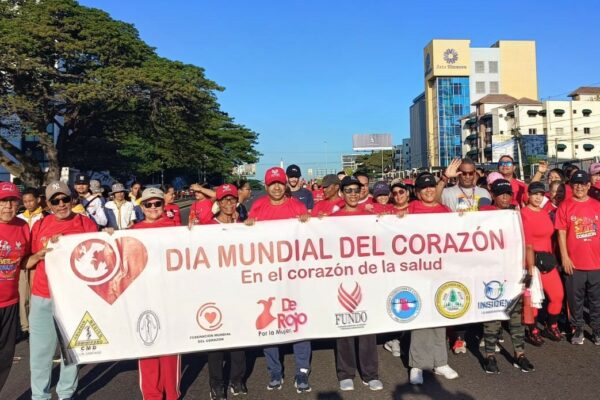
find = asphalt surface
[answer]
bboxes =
[4,203,600,399]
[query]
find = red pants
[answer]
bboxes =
[138,355,181,400]
[533,267,565,318]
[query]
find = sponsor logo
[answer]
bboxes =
[70,237,148,305]
[137,310,160,346]
[387,286,421,323]
[196,302,223,331]
[68,311,108,353]
[335,282,367,330]
[435,281,471,319]
[443,48,459,64]
[478,280,509,312]
[256,297,307,334]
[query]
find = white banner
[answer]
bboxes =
[46,211,524,364]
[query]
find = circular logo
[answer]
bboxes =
[197,302,223,331]
[484,281,505,300]
[387,286,421,323]
[435,281,471,319]
[70,239,119,285]
[443,48,459,64]
[137,310,160,346]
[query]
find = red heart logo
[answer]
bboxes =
[71,237,148,305]
[205,312,217,323]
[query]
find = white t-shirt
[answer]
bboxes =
[105,200,136,230]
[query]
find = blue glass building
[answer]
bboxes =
[434,77,471,166]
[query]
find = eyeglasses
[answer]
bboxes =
[392,190,407,196]
[142,200,164,208]
[343,187,361,194]
[459,170,476,176]
[49,196,72,206]
[498,161,513,167]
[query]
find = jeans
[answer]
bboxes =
[264,340,311,379]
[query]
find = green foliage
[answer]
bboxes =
[355,150,394,177]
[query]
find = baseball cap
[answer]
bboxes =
[490,179,513,196]
[45,181,71,199]
[486,172,504,186]
[216,184,238,200]
[0,182,21,200]
[286,164,301,178]
[589,163,600,175]
[372,181,391,197]
[89,179,103,194]
[110,183,126,195]
[570,170,590,185]
[74,173,89,185]
[340,176,363,190]
[415,174,436,190]
[321,174,340,188]
[528,181,546,194]
[140,187,164,203]
[265,167,287,186]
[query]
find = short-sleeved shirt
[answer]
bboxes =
[190,199,214,225]
[408,201,450,214]
[521,206,554,253]
[331,208,372,217]
[31,214,98,298]
[132,217,177,230]
[164,203,182,226]
[290,188,314,210]
[249,196,308,221]
[0,218,31,307]
[311,197,345,217]
[441,185,491,212]
[555,197,600,270]
[510,179,529,206]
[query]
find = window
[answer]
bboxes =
[500,130,504,134]
[488,61,498,73]
[475,61,485,73]
[574,127,578,131]
[585,127,591,134]
[489,81,499,94]
[575,145,579,149]
[528,128,537,135]
[499,114,504,117]
[573,109,577,114]
[476,81,485,94]
[544,128,548,134]
[556,127,564,135]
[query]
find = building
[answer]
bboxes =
[392,140,412,172]
[402,138,411,170]
[420,39,538,167]
[340,154,361,172]
[409,93,427,168]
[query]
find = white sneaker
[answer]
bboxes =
[434,365,459,380]
[339,378,354,391]
[409,368,423,385]
[384,339,401,357]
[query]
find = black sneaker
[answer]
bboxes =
[210,384,227,400]
[513,355,535,372]
[525,329,545,347]
[294,372,312,393]
[592,331,600,346]
[484,355,500,374]
[229,382,248,396]
[571,327,585,345]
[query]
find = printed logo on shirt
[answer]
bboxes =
[435,281,471,319]
[68,311,108,353]
[456,195,481,212]
[255,297,307,336]
[0,240,23,281]
[571,215,598,240]
[387,286,421,323]
[137,310,160,346]
[335,282,367,330]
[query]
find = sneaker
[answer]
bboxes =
[526,329,545,347]
[592,331,600,346]
[229,382,248,396]
[483,355,500,374]
[384,339,401,357]
[362,379,383,391]
[294,373,311,393]
[434,365,459,380]
[409,368,423,385]
[478,338,500,352]
[571,327,585,345]
[266,377,283,391]
[513,354,535,372]
[541,324,562,342]
[452,338,467,354]
[339,378,354,391]
[210,384,227,400]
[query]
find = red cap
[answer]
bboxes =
[265,167,287,186]
[215,184,238,200]
[0,182,21,200]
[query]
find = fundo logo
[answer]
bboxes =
[70,238,148,305]
[387,286,421,323]
[197,303,223,331]
[478,280,509,311]
[335,282,367,329]
[256,297,307,333]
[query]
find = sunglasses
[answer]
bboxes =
[49,196,72,206]
[459,171,476,176]
[498,161,513,167]
[343,187,361,194]
[142,200,164,208]
[392,190,407,196]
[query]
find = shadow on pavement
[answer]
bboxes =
[392,376,476,400]
[77,360,138,398]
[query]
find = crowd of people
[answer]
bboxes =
[1,155,599,399]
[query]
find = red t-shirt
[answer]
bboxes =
[132,217,177,230]
[364,202,395,214]
[407,201,450,214]
[249,196,308,221]
[312,189,325,203]
[189,199,214,225]
[164,203,182,226]
[0,218,31,307]
[311,197,344,217]
[521,206,554,253]
[510,179,528,206]
[31,214,98,298]
[555,197,600,270]
[331,208,372,217]
[543,201,557,214]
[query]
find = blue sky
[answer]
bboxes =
[80,0,599,178]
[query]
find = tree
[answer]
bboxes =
[355,150,393,178]
[0,0,259,186]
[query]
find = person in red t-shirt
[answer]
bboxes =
[497,155,528,206]
[163,184,182,225]
[363,181,395,215]
[0,183,32,393]
[28,181,98,400]
[247,167,311,393]
[189,183,215,226]
[555,170,600,345]
[521,182,564,344]
[131,188,181,400]
[311,174,343,217]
